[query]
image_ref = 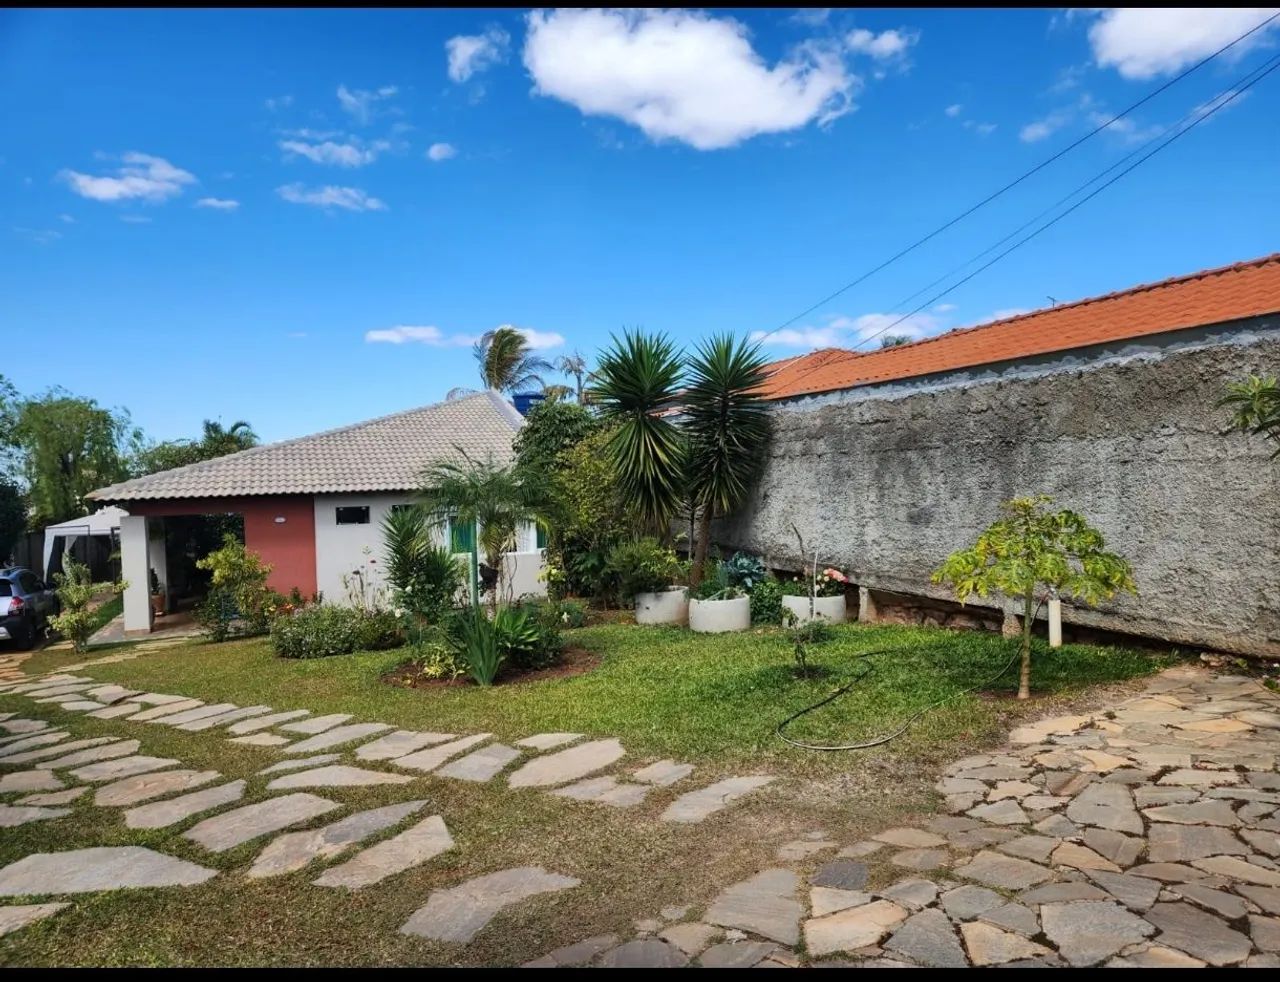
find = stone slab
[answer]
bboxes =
[597,938,690,968]
[70,755,178,783]
[127,700,205,722]
[514,732,583,751]
[954,850,1053,890]
[0,902,69,938]
[86,703,144,719]
[885,908,968,967]
[1040,900,1154,966]
[355,729,456,760]
[632,759,695,786]
[1144,901,1252,965]
[266,765,415,791]
[17,787,88,806]
[661,775,774,823]
[436,743,521,782]
[507,738,625,788]
[279,713,353,735]
[313,814,454,889]
[399,865,580,942]
[94,769,220,807]
[0,770,63,793]
[184,793,340,852]
[259,754,341,775]
[0,846,216,895]
[146,703,239,727]
[229,733,291,747]
[282,722,393,755]
[248,800,427,878]
[0,804,72,827]
[36,740,140,771]
[705,869,802,945]
[0,731,70,759]
[804,900,908,956]
[391,733,493,773]
[225,709,311,734]
[962,921,1053,966]
[699,940,778,968]
[124,780,247,830]
[551,775,650,807]
[175,705,274,732]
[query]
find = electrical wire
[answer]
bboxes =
[768,51,1280,399]
[755,11,1280,344]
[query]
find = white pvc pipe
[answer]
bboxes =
[1048,597,1063,648]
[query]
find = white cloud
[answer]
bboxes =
[1086,8,1279,80]
[364,325,476,346]
[523,8,857,151]
[14,226,61,245]
[195,197,239,210]
[846,27,917,61]
[1019,108,1073,142]
[264,94,294,112]
[1086,109,1162,144]
[965,120,998,135]
[59,152,195,204]
[752,310,947,349]
[790,9,832,28]
[751,325,842,348]
[58,213,75,224]
[278,137,388,167]
[976,307,1032,324]
[336,84,398,124]
[945,102,963,117]
[933,303,957,313]
[505,325,565,350]
[426,142,457,162]
[447,26,511,82]
[119,214,152,224]
[276,183,387,212]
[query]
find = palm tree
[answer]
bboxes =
[200,419,257,456]
[589,331,686,536]
[683,335,771,586]
[541,383,573,403]
[419,451,559,609]
[556,351,590,403]
[473,326,552,394]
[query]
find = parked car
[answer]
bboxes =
[0,567,59,649]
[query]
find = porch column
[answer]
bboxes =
[120,515,151,634]
[148,517,169,613]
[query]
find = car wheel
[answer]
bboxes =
[14,618,36,650]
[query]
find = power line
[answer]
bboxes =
[774,52,1280,395]
[756,10,1280,344]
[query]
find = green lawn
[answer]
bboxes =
[29,621,1173,774]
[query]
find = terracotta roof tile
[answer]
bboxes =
[760,252,1280,401]
[88,390,524,501]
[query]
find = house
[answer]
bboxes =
[718,252,1280,657]
[88,390,545,635]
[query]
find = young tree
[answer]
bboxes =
[933,495,1136,700]
[0,477,25,563]
[473,326,552,394]
[682,335,771,586]
[555,350,590,404]
[1221,375,1280,457]
[590,331,686,536]
[512,399,600,478]
[420,452,559,610]
[49,557,124,654]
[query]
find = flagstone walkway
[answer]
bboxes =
[3,646,1279,966]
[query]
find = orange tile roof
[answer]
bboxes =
[760,252,1280,401]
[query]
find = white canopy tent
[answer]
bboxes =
[41,506,127,580]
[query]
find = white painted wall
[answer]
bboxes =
[311,492,546,606]
[120,515,166,633]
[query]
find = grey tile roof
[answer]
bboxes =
[88,390,525,502]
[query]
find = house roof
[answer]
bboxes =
[760,252,1280,401]
[88,390,525,502]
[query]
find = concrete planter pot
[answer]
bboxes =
[688,595,751,634]
[635,588,688,626]
[782,594,847,625]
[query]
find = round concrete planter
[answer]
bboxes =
[782,594,847,625]
[688,595,751,634]
[635,588,688,626]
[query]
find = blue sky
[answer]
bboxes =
[4,7,1278,444]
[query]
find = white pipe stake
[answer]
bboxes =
[1048,597,1063,648]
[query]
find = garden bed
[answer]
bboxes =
[383,646,601,689]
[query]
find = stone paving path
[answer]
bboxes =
[524,665,1280,967]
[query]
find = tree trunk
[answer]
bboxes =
[690,505,713,588]
[1018,588,1034,700]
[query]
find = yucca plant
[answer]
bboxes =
[683,334,771,586]
[447,608,504,685]
[473,326,552,394]
[589,331,687,536]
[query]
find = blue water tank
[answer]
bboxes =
[512,392,546,416]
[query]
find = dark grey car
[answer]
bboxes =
[0,567,59,649]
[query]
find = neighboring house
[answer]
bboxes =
[88,390,545,635]
[719,252,1280,658]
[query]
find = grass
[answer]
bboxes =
[3,622,1176,965]
[25,621,1173,776]
[85,594,123,636]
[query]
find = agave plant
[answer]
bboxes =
[1221,374,1280,457]
[589,331,686,535]
[683,334,771,586]
[473,326,552,394]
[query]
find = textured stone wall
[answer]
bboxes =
[717,330,1280,657]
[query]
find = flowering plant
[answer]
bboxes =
[780,566,848,598]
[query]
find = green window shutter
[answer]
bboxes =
[450,519,475,554]
[535,522,547,550]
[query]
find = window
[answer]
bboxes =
[18,572,39,593]
[335,506,370,526]
[450,519,475,554]
[535,522,548,550]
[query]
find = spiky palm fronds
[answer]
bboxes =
[473,326,553,394]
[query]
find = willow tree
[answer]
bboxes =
[473,326,552,394]
[589,331,686,537]
[933,496,1135,700]
[683,334,771,587]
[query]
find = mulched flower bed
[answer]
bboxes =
[383,646,601,689]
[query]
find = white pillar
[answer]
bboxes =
[120,515,151,634]
[148,517,168,613]
[1048,597,1063,648]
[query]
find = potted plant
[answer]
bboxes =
[149,567,166,618]
[687,560,750,633]
[781,566,849,625]
[606,538,687,626]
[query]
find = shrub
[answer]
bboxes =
[49,557,124,654]
[688,559,745,601]
[271,604,404,659]
[604,537,683,601]
[788,618,833,677]
[410,625,466,680]
[381,505,464,622]
[195,534,278,640]
[749,576,783,625]
[723,552,766,592]
[557,598,587,628]
[446,607,504,685]
[779,567,848,598]
[513,399,600,477]
[508,599,565,669]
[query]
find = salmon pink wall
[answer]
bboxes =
[127,496,316,598]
